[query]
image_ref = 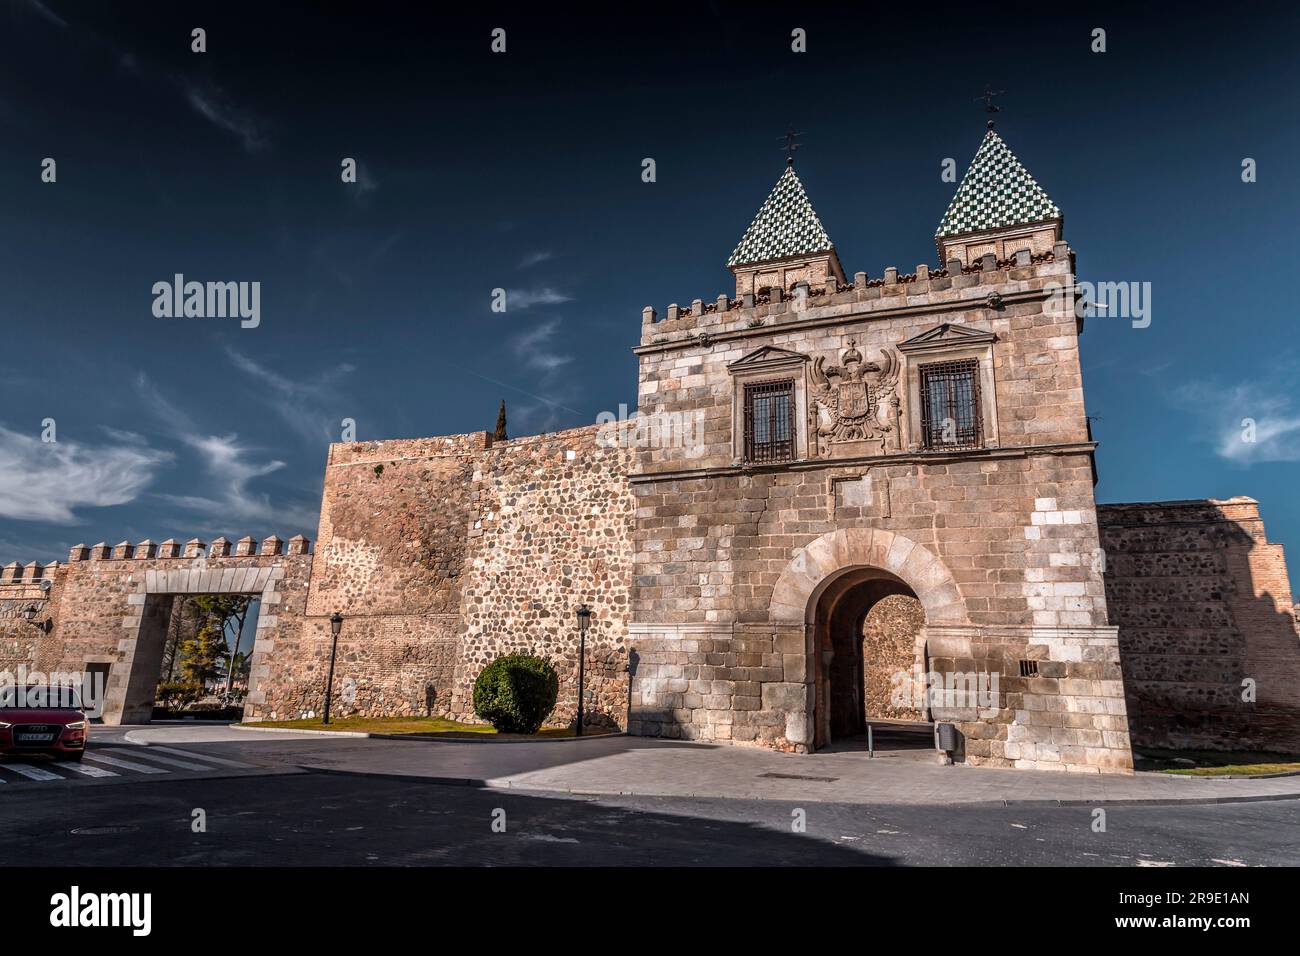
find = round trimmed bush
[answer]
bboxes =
[472,654,560,734]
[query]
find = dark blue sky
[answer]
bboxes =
[2,1,1298,582]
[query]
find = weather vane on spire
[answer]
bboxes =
[779,129,803,166]
[976,86,1004,129]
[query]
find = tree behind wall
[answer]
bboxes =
[493,400,508,442]
[159,597,203,682]
[177,595,250,691]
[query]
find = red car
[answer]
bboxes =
[0,684,88,761]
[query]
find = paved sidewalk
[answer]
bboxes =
[125,726,1300,807]
[482,740,1300,806]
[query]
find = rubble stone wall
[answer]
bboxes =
[863,593,926,721]
[1099,498,1300,754]
[266,425,635,728]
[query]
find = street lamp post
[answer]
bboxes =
[323,611,343,725]
[575,604,591,737]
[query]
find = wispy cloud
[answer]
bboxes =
[15,3,269,154]
[152,434,315,530]
[157,432,315,527]
[100,426,148,445]
[20,0,67,29]
[185,84,268,153]
[503,287,572,311]
[224,347,354,446]
[348,162,379,208]
[512,318,573,375]
[135,372,198,434]
[133,372,320,529]
[505,319,581,433]
[0,424,171,523]
[1174,362,1300,465]
[518,251,553,269]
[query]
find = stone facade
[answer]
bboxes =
[3,129,1297,773]
[630,244,1134,772]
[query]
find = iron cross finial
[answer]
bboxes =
[779,129,803,166]
[976,86,1005,129]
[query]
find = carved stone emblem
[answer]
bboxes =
[810,340,901,456]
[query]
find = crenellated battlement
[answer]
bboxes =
[0,561,60,593]
[1,533,313,574]
[639,247,1065,349]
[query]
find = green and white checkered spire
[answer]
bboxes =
[935,130,1060,239]
[727,166,835,268]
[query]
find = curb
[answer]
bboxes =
[487,783,1300,808]
[228,724,368,738]
[290,766,1300,808]
[1154,768,1300,781]
[228,723,624,744]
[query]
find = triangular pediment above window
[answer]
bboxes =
[897,323,996,353]
[727,345,808,372]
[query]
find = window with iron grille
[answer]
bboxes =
[743,378,796,463]
[919,359,983,450]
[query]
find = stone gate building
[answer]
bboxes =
[3,126,1297,773]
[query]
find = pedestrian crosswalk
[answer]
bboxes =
[0,745,257,787]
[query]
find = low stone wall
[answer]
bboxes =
[1099,497,1300,755]
[0,539,312,724]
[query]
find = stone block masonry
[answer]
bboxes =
[629,247,1135,773]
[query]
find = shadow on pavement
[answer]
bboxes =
[0,771,897,867]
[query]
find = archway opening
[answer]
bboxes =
[120,592,261,724]
[810,567,932,752]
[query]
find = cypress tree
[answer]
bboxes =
[493,399,508,441]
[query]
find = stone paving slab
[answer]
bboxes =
[482,739,1300,807]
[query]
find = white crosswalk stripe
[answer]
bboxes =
[101,748,209,771]
[58,761,119,778]
[3,762,64,781]
[1,744,257,786]
[82,752,170,774]
[142,745,255,769]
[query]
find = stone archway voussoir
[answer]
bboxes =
[770,529,969,627]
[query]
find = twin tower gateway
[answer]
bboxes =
[4,128,1297,773]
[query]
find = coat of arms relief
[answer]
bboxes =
[809,340,902,457]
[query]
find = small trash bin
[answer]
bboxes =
[935,722,958,753]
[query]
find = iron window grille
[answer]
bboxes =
[743,378,796,463]
[919,359,983,451]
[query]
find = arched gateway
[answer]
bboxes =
[770,529,965,749]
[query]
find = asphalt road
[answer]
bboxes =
[2,753,1297,866]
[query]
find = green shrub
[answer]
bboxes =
[156,680,202,709]
[472,654,559,734]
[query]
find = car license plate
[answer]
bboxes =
[15,732,56,743]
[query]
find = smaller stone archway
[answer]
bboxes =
[769,529,967,750]
[110,563,289,724]
[770,529,966,627]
